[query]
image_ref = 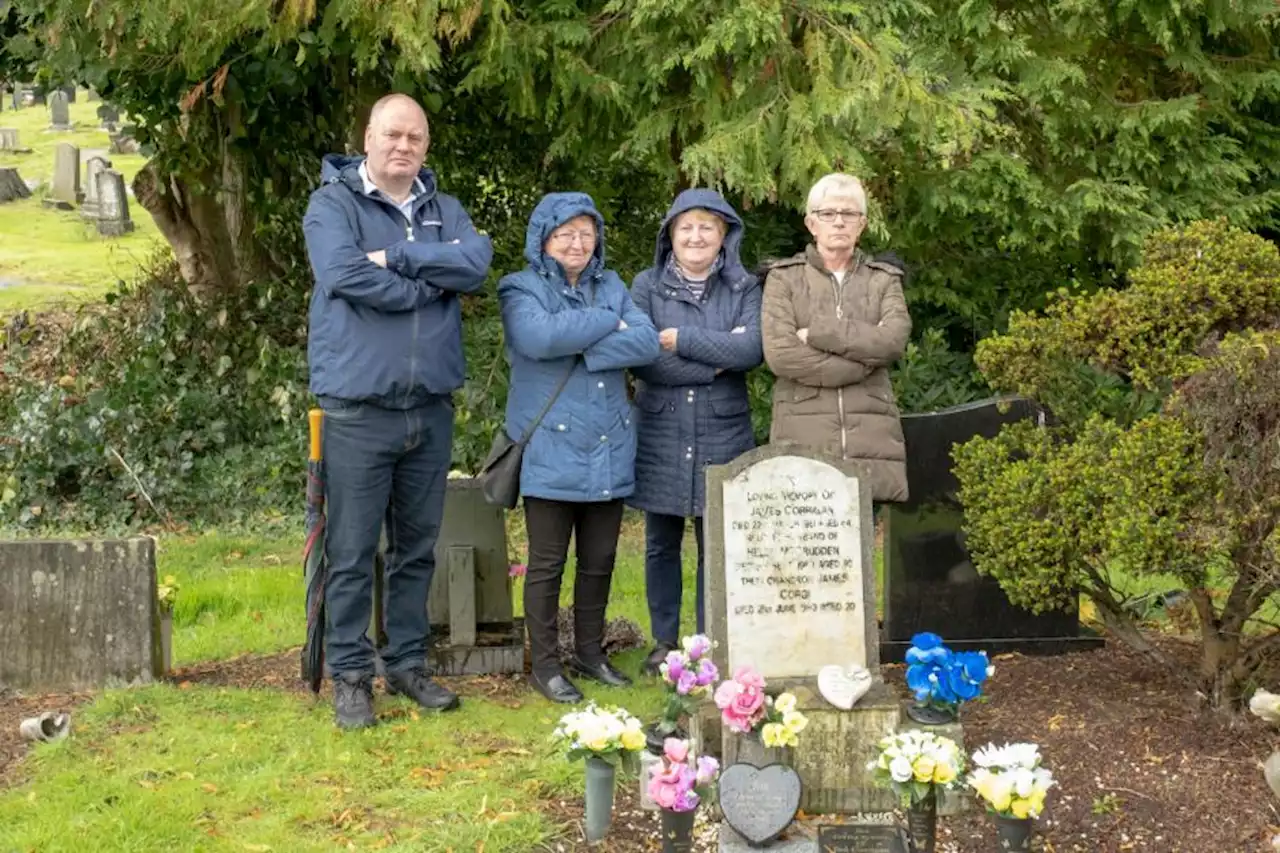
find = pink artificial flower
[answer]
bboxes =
[651,778,680,809]
[663,651,686,681]
[663,738,690,763]
[508,563,527,578]
[694,658,719,687]
[685,635,712,660]
[714,667,767,732]
[695,755,720,785]
[676,670,697,695]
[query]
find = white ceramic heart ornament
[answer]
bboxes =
[818,664,873,710]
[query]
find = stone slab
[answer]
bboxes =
[720,823,815,853]
[0,538,160,690]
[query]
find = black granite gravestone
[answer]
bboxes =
[719,763,803,846]
[879,397,1104,661]
[817,823,909,853]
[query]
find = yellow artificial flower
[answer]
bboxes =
[932,761,956,785]
[782,710,808,734]
[973,773,1013,813]
[761,723,785,748]
[586,737,609,752]
[912,757,937,783]
[1026,789,1047,816]
[781,728,800,748]
[1010,797,1032,819]
[774,693,797,714]
[620,729,645,751]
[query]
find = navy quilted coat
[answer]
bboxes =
[627,189,763,518]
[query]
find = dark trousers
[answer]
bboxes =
[644,513,705,645]
[321,397,453,676]
[523,497,624,677]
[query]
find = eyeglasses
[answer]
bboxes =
[812,209,865,223]
[549,230,597,246]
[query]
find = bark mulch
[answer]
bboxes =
[2,638,1278,852]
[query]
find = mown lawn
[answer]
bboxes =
[0,92,162,311]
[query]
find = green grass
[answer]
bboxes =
[0,92,162,304]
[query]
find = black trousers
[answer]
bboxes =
[523,497,624,677]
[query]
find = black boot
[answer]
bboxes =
[641,642,678,677]
[386,666,461,712]
[333,672,376,730]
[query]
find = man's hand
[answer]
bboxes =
[731,326,746,334]
[367,250,388,268]
[797,327,809,344]
[659,328,679,351]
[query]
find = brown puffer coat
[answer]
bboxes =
[761,245,911,502]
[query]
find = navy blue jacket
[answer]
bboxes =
[499,193,660,503]
[628,189,763,518]
[303,155,493,408]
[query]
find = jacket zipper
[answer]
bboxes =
[829,272,848,460]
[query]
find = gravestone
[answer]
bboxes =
[81,155,112,220]
[0,167,31,203]
[368,478,522,676]
[97,103,121,131]
[95,169,135,236]
[0,538,161,690]
[108,131,140,156]
[880,398,1105,660]
[0,127,31,153]
[48,90,72,130]
[44,142,80,209]
[719,763,803,846]
[816,822,910,853]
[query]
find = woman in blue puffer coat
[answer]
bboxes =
[627,189,764,676]
[499,192,660,704]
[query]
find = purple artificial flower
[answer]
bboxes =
[695,658,719,687]
[676,670,698,695]
[664,651,686,682]
[673,789,700,812]
[685,635,712,660]
[508,563,527,578]
[695,755,720,785]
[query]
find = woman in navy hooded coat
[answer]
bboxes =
[627,189,764,676]
[499,192,660,703]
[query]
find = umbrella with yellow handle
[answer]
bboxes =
[301,408,327,692]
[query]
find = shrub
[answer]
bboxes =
[955,221,1280,708]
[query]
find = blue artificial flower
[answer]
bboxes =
[946,665,982,701]
[905,632,950,665]
[954,651,991,684]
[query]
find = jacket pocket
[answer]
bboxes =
[791,385,821,404]
[709,394,749,417]
[635,389,668,414]
[319,399,367,420]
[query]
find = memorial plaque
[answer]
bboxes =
[817,823,909,853]
[710,446,876,680]
[719,763,803,846]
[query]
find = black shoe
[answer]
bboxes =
[570,657,634,688]
[530,671,584,704]
[333,672,376,730]
[641,642,678,677]
[385,665,461,712]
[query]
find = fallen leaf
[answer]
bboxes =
[179,681,193,690]
[1047,713,1067,732]
[201,783,218,794]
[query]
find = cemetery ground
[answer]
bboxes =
[0,517,1276,852]
[0,94,161,314]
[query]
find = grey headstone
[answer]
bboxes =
[81,155,112,220]
[95,169,135,236]
[44,142,80,209]
[61,85,77,103]
[705,444,877,684]
[97,103,120,129]
[719,763,803,846]
[0,538,161,690]
[108,132,140,156]
[0,127,18,150]
[48,90,71,130]
[0,167,32,203]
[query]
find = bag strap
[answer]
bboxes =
[517,358,578,448]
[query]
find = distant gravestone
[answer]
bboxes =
[81,155,112,220]
[97,103,120,130]
[0,538,161,690]
[44,142,80,209]
[0,167,31,203]
[719,763,803,847]
[95,169,135,236]
[48,90,72,130]
[880,398,1105,660]
[108,131,140,156]
[0,128,31,153]
[706,444,877,681]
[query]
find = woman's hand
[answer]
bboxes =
[659,328,679,351]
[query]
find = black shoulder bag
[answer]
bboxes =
[478,359,577,509]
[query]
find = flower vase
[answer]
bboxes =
[904,702,957,726]
[583,756,616,844]
[660,807,696,853]
[906,789,937,853]
[995,816,1033,852]
[735,730,791,768]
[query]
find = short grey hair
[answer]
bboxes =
[806,173,867,215]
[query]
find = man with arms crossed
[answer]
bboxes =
[303,94,493,729]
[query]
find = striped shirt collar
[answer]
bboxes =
[358,161,426,205]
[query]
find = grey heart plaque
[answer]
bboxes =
[719,762,803,846]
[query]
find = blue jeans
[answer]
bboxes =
[644,513,704,645]
[320,396,453,676]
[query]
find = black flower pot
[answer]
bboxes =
[906,789,937,853]
[904,702,958,726]
[660,807,696,853]
[995,816,1033,852]
[645,722,688,755]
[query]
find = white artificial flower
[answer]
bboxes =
[890,756,915,783]
[1005,743,1042,770]
[1010,768,1035,798]
[1250,689,1280,725]
[971,744,1009,768]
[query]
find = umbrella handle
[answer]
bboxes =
[308,409,323,462]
